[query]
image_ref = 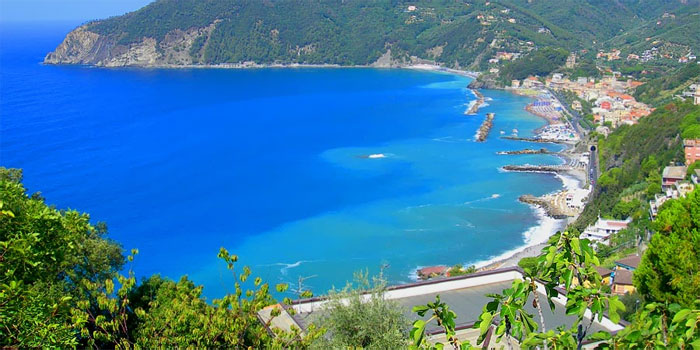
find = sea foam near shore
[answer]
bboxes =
[472,206,566,269]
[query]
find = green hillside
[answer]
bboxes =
[574,102,700,231]
[78,0,699,68]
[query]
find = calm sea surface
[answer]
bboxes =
[1,22,565,297]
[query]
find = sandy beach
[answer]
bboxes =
[475,89,589,271]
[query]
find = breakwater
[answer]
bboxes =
[465,89,486,115]
[501,136,563,143]
[475,113,495,142]
[502,164,571,173]
[497,148,551,155]
[519,195,570,219]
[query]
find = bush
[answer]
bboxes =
[312,272,409,349]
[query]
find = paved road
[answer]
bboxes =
[549,89,590,138]
[589,148,599,187]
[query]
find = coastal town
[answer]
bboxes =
[416,63,700,296]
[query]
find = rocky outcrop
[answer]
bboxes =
[44,25,115,65]
[467,77,502,90]
[370,49,396,68]
[519,195,570,219]
[44,23,216,67]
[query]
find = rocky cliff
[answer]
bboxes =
[44,23,216,67]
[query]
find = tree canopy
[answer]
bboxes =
[635,188,700,308]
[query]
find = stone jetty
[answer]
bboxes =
[465,89,485,115]
[475,113,495,142]
[502,164,571,173]
[519,195,571,219]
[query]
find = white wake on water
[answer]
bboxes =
[463,194,501,205]
[261,260,315,275]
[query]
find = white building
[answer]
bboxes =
[581,217,632,244]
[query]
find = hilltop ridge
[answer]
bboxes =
[44,0,700,69]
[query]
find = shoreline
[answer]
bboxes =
[51,60,481,78]
[474,95,587,271]
[66,58,579,278]
[413,83,589,279]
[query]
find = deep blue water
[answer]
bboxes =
[1,22,565,298]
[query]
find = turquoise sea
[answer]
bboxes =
[1,22,565,298]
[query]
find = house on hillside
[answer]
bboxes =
[611,269,635,295]
[566,53,576,68]
[596,266,613,285]
[667,181,695,199]
[581,217,632,244]
[610,255,641,295]
[649,193,669,220]
[662,166,687,191]
[615,254,640,271]
[685,139,700,165]
[522,76,543,89]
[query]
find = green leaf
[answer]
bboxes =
[571,238,582,256]
[411,319,426,344]
[608,297,622,324]
[479,312,493,336]
[412,304,430,316]
[672,309,691,324]
[563,268,573,290]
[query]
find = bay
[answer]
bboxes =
[1,22,565,297]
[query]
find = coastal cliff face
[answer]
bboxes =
[44,24,216,67]
[44,26,112,66]
[43,0,700,69]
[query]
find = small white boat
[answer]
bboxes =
[500,130,505,135]
[512,128,519,135]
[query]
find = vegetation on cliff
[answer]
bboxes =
[574,102,700,231]
[498,47,568,81]
[47,0,700,69]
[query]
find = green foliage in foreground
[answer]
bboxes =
[4,164,700,349]
[0,167,323,348]
[635,189,700,308]
[311,272,409,350]
[411,224,700,349]
[0,168,124,348]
